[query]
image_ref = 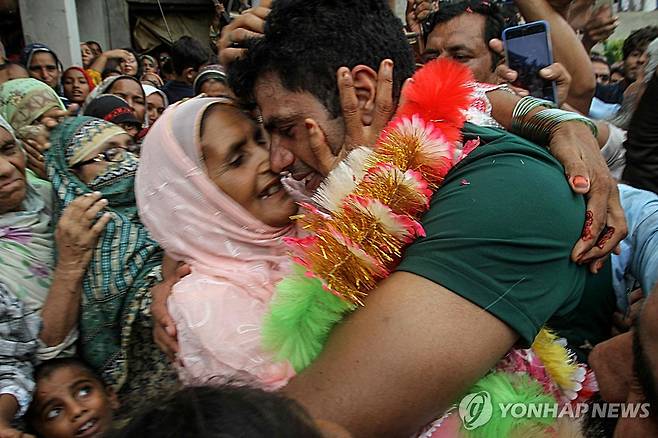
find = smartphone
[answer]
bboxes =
[502,20,557,103]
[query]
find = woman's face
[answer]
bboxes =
[62,70,90,104]
[146,93,165,125]
[0,127,26,214]
[73,133,135,184]
[200,79,234,98]
[109,79,145,124]
[141,57,156,75]
[120,53,138,77]
[201,106,297,227]
[80,44,94,69]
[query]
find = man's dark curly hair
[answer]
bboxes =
[228,0,415,118]
[623,26,658,60]
[422,0,518,70]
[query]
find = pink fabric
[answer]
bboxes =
[135,97,296,389]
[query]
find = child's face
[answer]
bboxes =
[32,366,119,438]
[201,105,298,227]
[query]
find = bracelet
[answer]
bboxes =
[517,108,598,146]
[510,96,557,136]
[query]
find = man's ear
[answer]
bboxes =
[184,67,196,84]
[350,65,378,126]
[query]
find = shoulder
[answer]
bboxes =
[398,124,586,344]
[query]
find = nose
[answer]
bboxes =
[269,136,295,174]
[638,51,649,67]
[0,156,15,178]
[68,400,87,421]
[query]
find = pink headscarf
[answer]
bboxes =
[136,97,296,389]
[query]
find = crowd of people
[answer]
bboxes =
[0,0,656,436]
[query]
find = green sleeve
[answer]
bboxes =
[397,124,587,346]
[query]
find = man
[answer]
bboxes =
[421,0,595,113]
[421,0,508,84]
[592,54,611,85]
[595,26,658,105]
[160,36,209,104]
[589,281,658,436]
[221,1,623,435]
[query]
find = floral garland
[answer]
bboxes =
[263,59,596,437]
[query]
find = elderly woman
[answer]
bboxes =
[0,78,66,179]
[0,114,110,431]
[44,116,177,411]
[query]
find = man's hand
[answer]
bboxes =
[548,121,627,270]
[217,2,271,67]
[306,59,397,176]
[582,5,618,52]
[151,263,191,361]
[490,39,572,107]
[405,0,432,34]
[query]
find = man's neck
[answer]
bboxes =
[174,74,192,85]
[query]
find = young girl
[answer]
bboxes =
[27,358,119,438]
[136,97,298,389]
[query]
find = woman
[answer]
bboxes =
[192,64,233,98]
[143,85,167,126]
[0,78,66,178]
[119,48,141,78]
[80,43,96,69]
[62,66,95,107]
[84,94,144,142]
[82,75,148,127]
[136,97,297,388]
[0,115,109,362]
[45,116,177,410]
[141,72,164,88]
[140,55,158,76]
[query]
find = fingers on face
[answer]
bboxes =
[372,59,395,134]
[337,67,364,145]
[305,118,335,176]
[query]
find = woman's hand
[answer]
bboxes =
[23,138,48,179]
[55,192,111,274]
[103,49,131,61]
[304,59,398,176]
[151,262,190,362]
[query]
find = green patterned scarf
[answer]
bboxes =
[0,78,65,136]
[45,116,163,390]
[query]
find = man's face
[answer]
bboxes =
[592,61,611,85]
[254,72,346,192]
[424,13,497,84]
[29,52,61,89]
[624,46,649,82]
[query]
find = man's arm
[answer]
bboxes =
[514,0,596,113]
[284,272,517,437]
